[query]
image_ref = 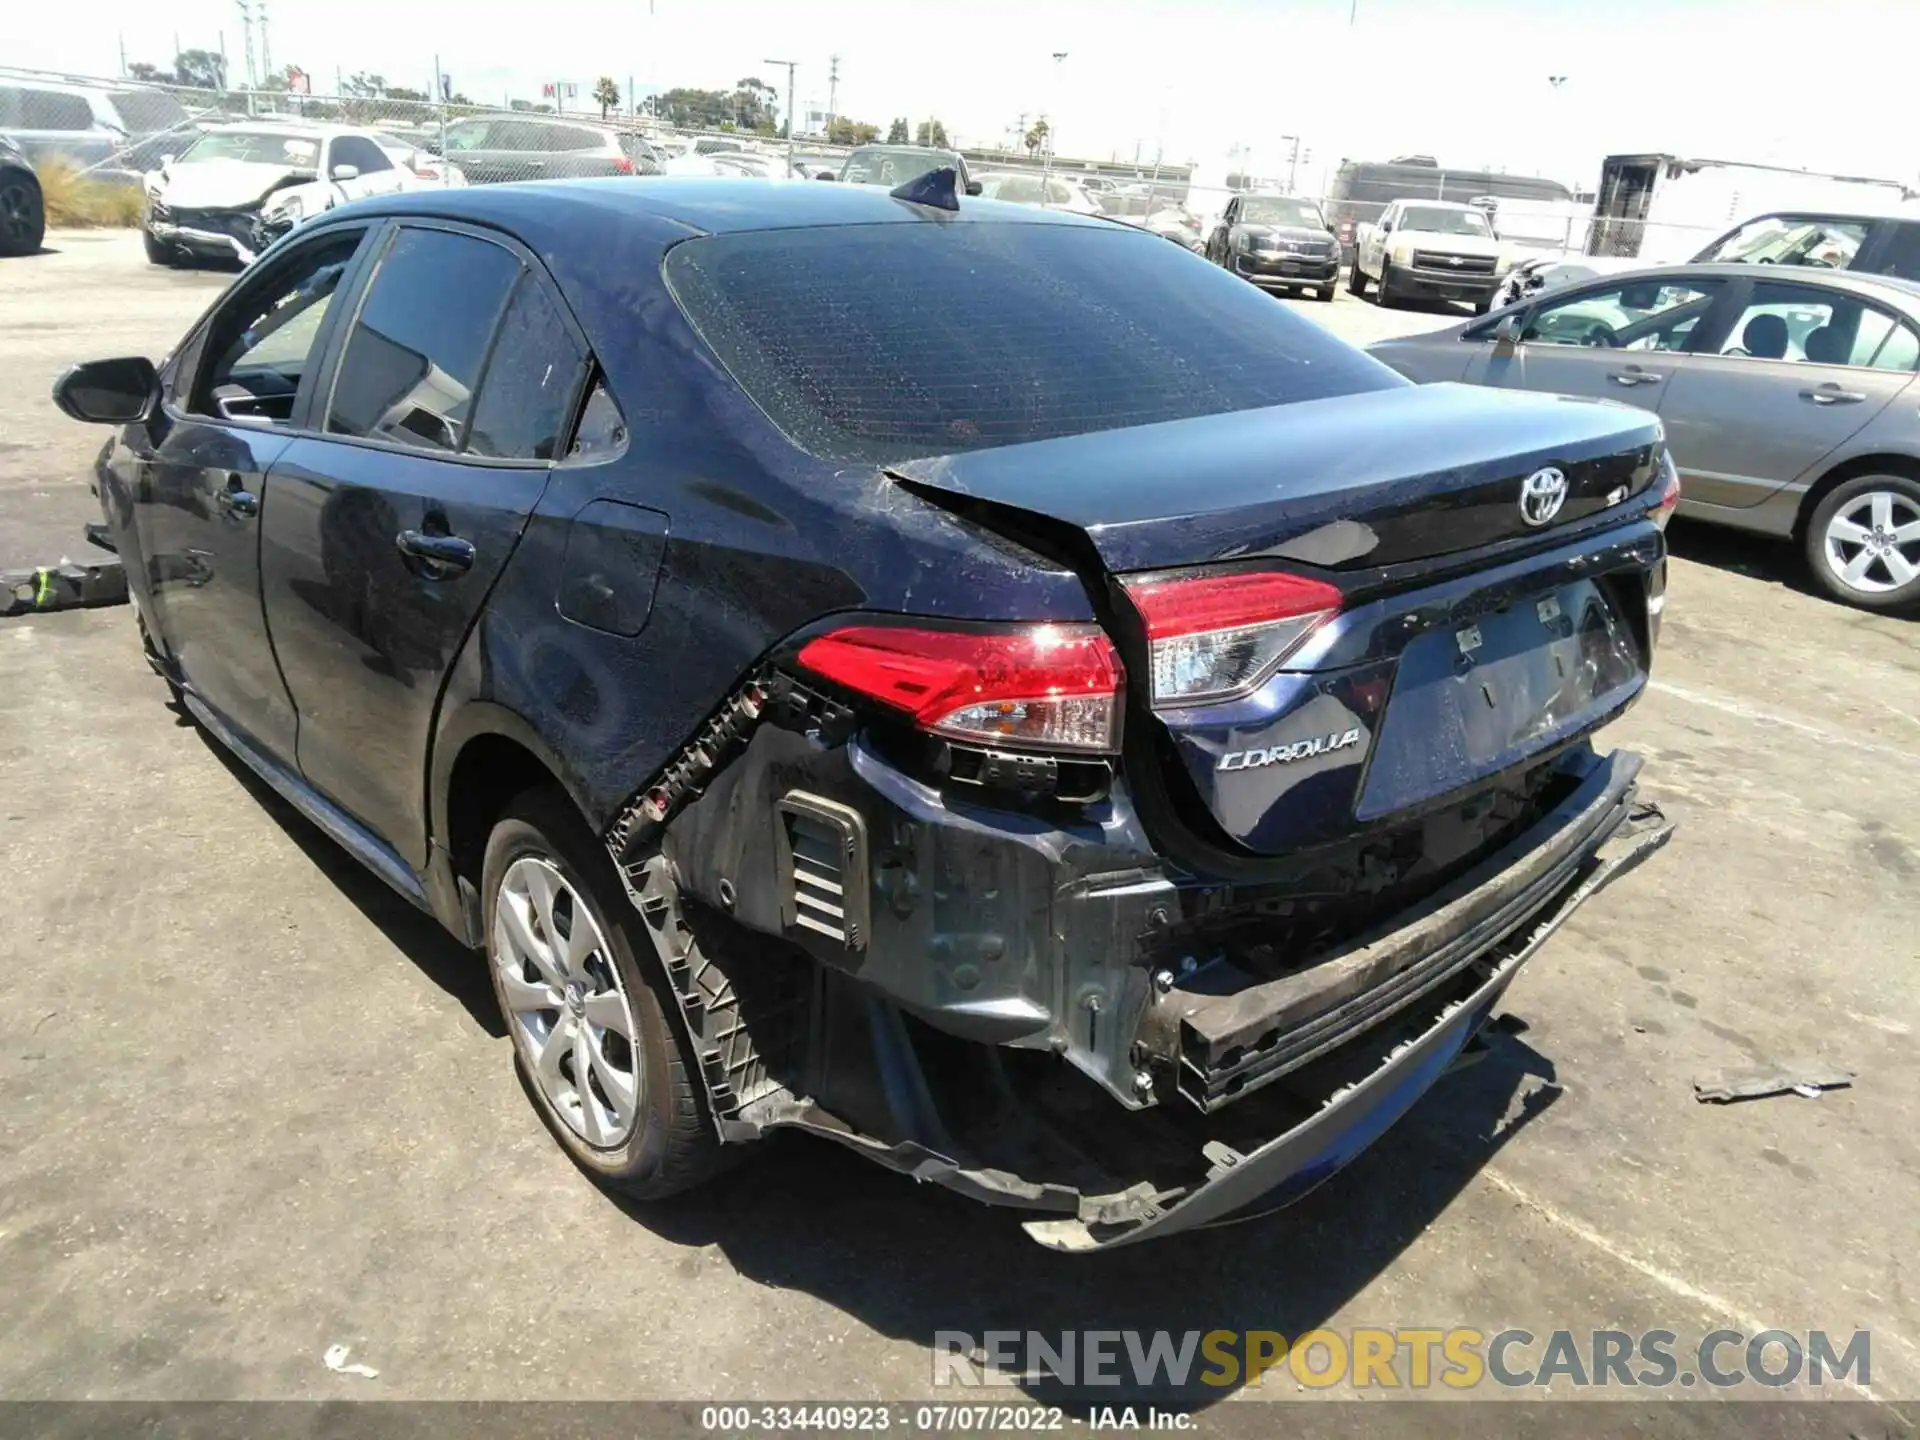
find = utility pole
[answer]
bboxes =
[1284,135,1301,194]
[826,54,839,142]
[118,34,128,79]
[764,57,797,175]
[235,0,255,88]
[257,0,271,84]
[1041,51,1066,187]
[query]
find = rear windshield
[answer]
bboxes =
[665,221,1399,464]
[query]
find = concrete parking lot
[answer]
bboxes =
[1,232,1915,1421]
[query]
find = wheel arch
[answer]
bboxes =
[431,701,598,895]
[1792,451,1920,541]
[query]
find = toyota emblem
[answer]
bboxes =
[1520,467,1569,527]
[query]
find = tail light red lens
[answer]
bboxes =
[1651,449,1681,530]
[1123,570,1343,709]
[611,155,637,174]
[796,624,1124,754]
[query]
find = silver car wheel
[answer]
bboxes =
[1823,489,1920,595]
[493,856,641,1149]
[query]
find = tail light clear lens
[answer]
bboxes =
[1651,450,1681,530]
[796,623,1123,754]
[1123,571,1343,709]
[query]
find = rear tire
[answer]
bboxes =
[1803,472,1920,613]
[481,787,726,1199]
[1376,260,1397,308]
[1316,284,1336,302]
[0,175,44,256]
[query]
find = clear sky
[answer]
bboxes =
[13,0,1919,195]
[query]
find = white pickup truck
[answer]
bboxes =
[1349,199,1507,311]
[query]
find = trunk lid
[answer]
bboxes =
[889,382,1660,573]
[892,385,1663,859]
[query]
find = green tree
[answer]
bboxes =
[592,76,621,119]
[127,60,174,83]
[915,119,949,148]
[827,116,879,145]
[173,49,226,90]
[886,117,908,143]
[1023,118,1050,156]
[384,85,428,102]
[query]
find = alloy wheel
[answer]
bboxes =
[493,856,642,1148]
[1823,489,1920,595]
[0,182,37,248]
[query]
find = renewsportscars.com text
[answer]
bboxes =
[933,1328,1871,1391]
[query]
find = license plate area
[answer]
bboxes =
[1356,578,1643,821]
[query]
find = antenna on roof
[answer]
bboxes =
[890,165,960,212]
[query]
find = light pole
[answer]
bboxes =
[1041,51,1066,188]
[765,58,797,176]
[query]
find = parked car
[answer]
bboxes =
[838,144,980,195]
[1351,199,1506,311]
[83,121,211,191]
[1137,204,1203,251]
[437,116,662,184]
[0,78,190,167]
[142,123,418,267]
[375,131,467,187]
[1687,211,1920,281]
[1205,192,1340,301]
[973,170,1103,214]
[56,177,1673,1249]
[0,134,45,256]
[1369,263,1920,610]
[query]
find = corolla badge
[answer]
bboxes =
[1218,728,1363,772]
[1519,467,1569,527]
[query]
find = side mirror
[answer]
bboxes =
[330,164,360,181]
[52,357,159,425]
[964,179,983,196]
[159,152,175,168]
[1493,314,1523,347]
[815,170,836,181]
[1380,219,1393,234]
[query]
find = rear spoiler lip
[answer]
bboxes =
[887,383,1663,573]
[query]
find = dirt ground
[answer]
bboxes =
[0,232,1914,1425]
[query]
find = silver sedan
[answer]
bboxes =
[1369,262,1920,611]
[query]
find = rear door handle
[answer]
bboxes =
[396,529,475,576]
[1610,369,1661,387]
[1802,386,1866,405]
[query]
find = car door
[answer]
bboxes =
[127,225,376,760]
[1210,198,1237,263]
[1361,204,1393,274]
[1464,274,1726,405]
[1656,277,1920,508]
[259,220,589,867]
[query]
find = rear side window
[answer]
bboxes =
[0,87,95,131]
[665,223,1399,463]
[467,278,588,459]
[1876,224,1920,284]
[108,89,187,132]
[543,125,602,152]
[327,227,521,453]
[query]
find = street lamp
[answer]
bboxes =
[764,58,797,176]
[1041,51,1067,188]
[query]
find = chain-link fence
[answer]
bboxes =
[3,64,1732,267]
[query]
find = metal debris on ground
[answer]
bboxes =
[2,558,129,617]
[322,1344,379,1379]
[1693,1060,1854,1104]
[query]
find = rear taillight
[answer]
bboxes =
[611,155,636,174]
[1650,450,1681,530]
[796,623,1123,754]
[1123,571,1342,709]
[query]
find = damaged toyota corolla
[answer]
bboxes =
[59,174,1675,1250]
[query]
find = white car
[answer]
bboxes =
[374,131,468,188]
[973,170,1104,215]
[1350,198,1510,311]
[143,122,424,267]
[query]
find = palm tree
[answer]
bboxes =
[1023,119,1050,157]
[592,76,621,120]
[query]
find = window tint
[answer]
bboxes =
[108,89,187,132]
[665,222,1399,464]
[1524,279,1719,351]
[1876,223,1920,284]
[1717,281,1911,369]
[1702,216,1868,268]
[330,136,393,174]
[543,124,603,152]
[191,232,365,425]
[441,119,492,151]
[467,278,587,460]
[327,227,521,453]
[1869,321,1920,372]
[566,378,629,462]
[0,87,95,131]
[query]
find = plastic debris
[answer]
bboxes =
[323,1344,379,1379]
[1693,1061,1854,1104]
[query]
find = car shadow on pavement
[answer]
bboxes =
[184,722,506,1039]
[1663,518,1816,598]
[618,1024,1562,1412]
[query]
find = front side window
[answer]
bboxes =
[326,227,521,453]
[1399,205,1492,237]
[666,221,1400,465]
[1719,281,1919,370]
[441,120,493,152]
[329,136,394,175]
[1524,279,1721,351]
[189,231,366,424]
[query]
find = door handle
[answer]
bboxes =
[1610,369,1661,386]
[396,529,476,575]
[1802,386,1866,405]
[216,475,258,517]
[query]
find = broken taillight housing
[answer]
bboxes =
[1123,570,1343,709]
[796,623,1124,754]
[1651,449,1681,530]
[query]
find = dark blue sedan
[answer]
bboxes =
[57,176,1675,1248]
